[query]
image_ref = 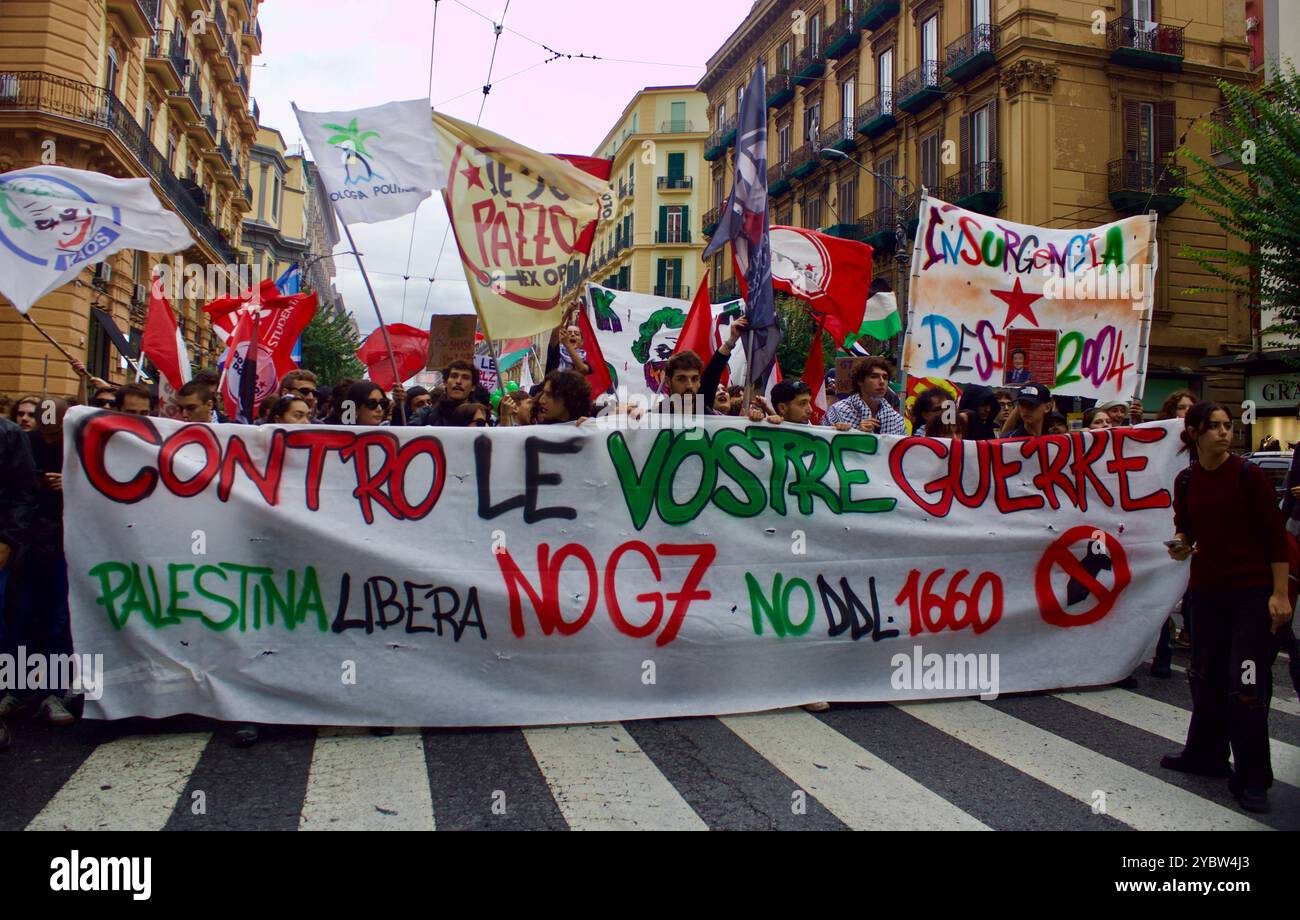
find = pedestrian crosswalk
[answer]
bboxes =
[3,660,1297,831]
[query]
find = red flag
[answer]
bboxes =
[356,323,430,390]
[575,302,613,396]
[204,277,280,320]
[801,324,828,426]
[219,292,318,420]
[671,270,714,364]
[142,278,192,391]
[767,226,873,346]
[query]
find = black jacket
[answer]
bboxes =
[0,417,39,558]
[412,387,493,426]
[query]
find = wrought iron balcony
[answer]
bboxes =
[659,120,694,133]
[168,72,203,120]
[857,0,900,32]
[819,117,856,154]
[793,33,826,84]
[249,97,260,126]
[712,277,742,302]
[243,19,263,51]
[654,285,690,299]
[146,31,188,92]
[655,229,693,244]
[0,71,233,261]
[861,206,900,253]
[702,204,721,236]
[897,61,943,113]
[942,159,1003,215]
[789,143,819,179]
[945,24,1000,82]
[769,160,792,197]
[107,0,157,39]
[856,92,895,138]
[1107,17,1184,71]
[766,71,795,109]
[824,16,860,59]
[704,116,736,161]
[201,108,218,142]
[1107,158,1186,215]
[657,176,693,191]
[213,2,227,37]
[235,69,250,97]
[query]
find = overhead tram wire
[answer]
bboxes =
[398,0,443,330]
[418,0,512,333]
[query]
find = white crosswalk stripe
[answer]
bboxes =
[523,723,706,831]
[1055,687,1300,789]
[299,728,436,831]
[9,682,1295,831]
[26,731,210,831]
[897,699,1273,831]
[721,709,990,830]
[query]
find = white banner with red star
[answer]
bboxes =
[902,196,1156,400]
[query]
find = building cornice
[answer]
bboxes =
[697,0,792,96]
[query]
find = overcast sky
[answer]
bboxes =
[252,0,754,335]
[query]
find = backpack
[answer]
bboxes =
[1176,459,1300,605]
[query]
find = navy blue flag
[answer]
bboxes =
[703,60,780,385]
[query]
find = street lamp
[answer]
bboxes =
[818,146,919,372]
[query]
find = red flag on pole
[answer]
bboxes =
[671,269,713,364]
[219,292,318,420]
[575,301,613,396]
[356,323,430,390]
[142,278,192,391]
[801,323,829,426]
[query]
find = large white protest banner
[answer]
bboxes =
[65,407,1187,727]
[903,195,1157,400]
[585,283,747,399]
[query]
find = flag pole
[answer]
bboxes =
[20,312,91,374]
[337,209,408,424]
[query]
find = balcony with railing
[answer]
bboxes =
[820,117,856,154]
[199,107,218,143]
[898,61,943,113]
[659,120,694,133]
[712,277,742,303]
[249,97,260,126]
[213,2,228,38]
[789,143,819,179]
[824,16,860,59]
[702,204,721,237]
[168,71,203,120]
[945,23,1000,82]
[858,0,900,31]
[0,71,233,261]
[655,229,693,244]
[234,68,250,98]
[769,160,792,197]
[856,92,895,138]
[1208,108,1250,170]
[1107,158,1185,214]
[793,33,826,84]
[242,18,263,52]
[654,284,690,299]
[657,176,693,191]
[942,159,1003,215]
[226,34,242,71]
[704,115,736,161]
[107,0,158,38]
[146,30,188,93]
[1107,17,1184,72]
[767,70,795,109]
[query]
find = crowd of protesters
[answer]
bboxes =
[0,318,1296,814]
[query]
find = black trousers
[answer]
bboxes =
[1183,587,1274,789]
[1153,591,1192,669]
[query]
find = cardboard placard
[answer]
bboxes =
[426,314,478,370]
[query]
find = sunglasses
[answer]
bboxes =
[361,398,390,411]
[93,399,115,408]
[291,387,315,398]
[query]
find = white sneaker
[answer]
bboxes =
[0,693,25,718]
[39,695,75,726]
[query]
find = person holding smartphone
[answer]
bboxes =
[1162,401,1292,814]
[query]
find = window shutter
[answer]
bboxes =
[1156,100,1176,160]
[681,205,690,236]
[988,98,999,159]
[1124,101,1139,158]
[657,259,666,290]
[672,259,683,295]
[659,206,668,241]
[668,152,684,180]
[959,113,970,173]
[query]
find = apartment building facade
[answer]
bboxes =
[0,0,262,395]
[698,0,1254,411]
[563,85,710,307]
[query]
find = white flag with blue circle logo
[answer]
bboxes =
[0,165,193,314]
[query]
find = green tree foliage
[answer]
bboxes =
[301,307,364,385]
[1179,66,1300,341]
[774,293,832,378]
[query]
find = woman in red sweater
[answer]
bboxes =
[1163,402,1293,814]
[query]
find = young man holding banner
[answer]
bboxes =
[826,357,906,435]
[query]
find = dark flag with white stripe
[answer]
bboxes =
[704,60,780,387]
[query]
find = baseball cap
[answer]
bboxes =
[1016,383,1053,407]
[1096,398,1128,411]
